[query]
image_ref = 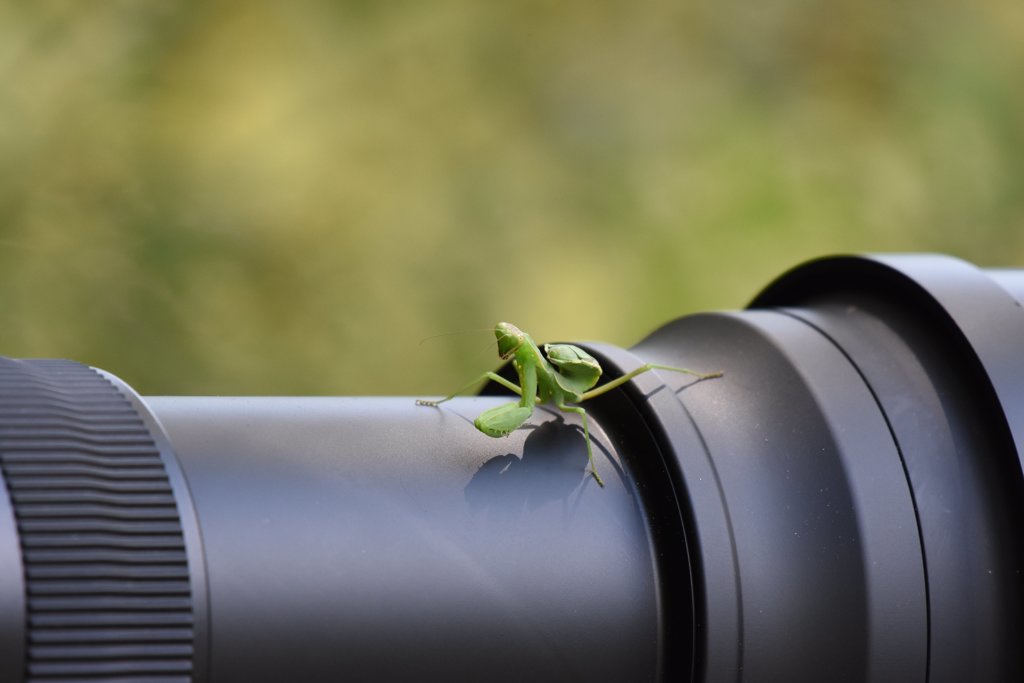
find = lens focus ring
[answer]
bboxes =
[0,359,194,682]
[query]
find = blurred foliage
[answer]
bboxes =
[0,0,1022,395]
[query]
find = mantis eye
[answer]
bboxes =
[495,322,525,359]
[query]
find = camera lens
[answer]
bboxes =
[0,254,1020,682]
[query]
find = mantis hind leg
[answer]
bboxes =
[580,363,722,401]
[556,402,605,487]
[416,371,523,407]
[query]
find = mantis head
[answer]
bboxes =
[495,322,526,360]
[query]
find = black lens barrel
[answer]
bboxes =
[0,254,1020,682]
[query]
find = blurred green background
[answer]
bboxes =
[1,1,1022,395]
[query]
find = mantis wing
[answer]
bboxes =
[544,343,603,400]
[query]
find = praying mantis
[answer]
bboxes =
[417,322,722,487]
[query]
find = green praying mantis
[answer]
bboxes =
[417,322,722,487]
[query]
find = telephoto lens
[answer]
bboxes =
[0,254,1020,682]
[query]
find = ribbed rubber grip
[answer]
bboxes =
[0,359,193,682]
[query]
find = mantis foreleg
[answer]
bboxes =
[473,361,537,438]
[580,363,722,402]
[416,371,523,407]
